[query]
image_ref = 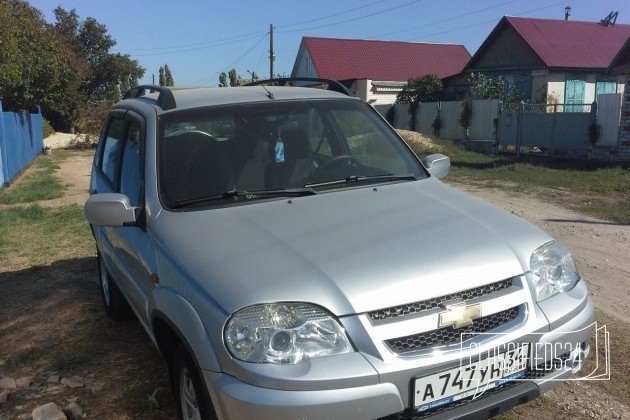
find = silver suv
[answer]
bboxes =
[85,80,594,420]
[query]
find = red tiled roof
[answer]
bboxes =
[301,37,471,81]
[486,16,630,70]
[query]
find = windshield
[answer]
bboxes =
[158,99,425,208]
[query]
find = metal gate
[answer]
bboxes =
[496,103,595,155]
[597,93,622,147]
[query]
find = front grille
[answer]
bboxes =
[369,278,514,322]
[385,306,520,353]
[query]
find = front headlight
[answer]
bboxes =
[530,241,580,301]
[224,303,353,364]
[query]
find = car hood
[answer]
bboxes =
[152,179,551,316]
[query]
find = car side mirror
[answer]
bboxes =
[422,153,450,180]
[84,193,138,227]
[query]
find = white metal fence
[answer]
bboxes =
[375,97,624,158]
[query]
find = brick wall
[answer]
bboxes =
[619,76,630,160]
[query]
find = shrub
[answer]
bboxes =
[431,115,442,137]
[385,106,395,125]
[67,134,98,149]
[76,102,112,136]
[42,119,55,138]
[588,123,600,145]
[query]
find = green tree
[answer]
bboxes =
[164,64,174,86]
[0,3,143,131]
[0,1,74,115]
[228,69,241,87]
[52,7,144,128]
[468,73,519,103]
[459,97,473,140]
[159,66,166,86]
[396,74,443,104]
[396,74,443,131]
[219,72,228,87]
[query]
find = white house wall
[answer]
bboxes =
[291,48,317,78]
[354,79,401,105]
[545,73,626,105]
[546,74,566,104]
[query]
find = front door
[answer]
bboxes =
[92,111,152,330]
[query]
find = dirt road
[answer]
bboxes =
[1,152,628,419]
[450,182,630,324]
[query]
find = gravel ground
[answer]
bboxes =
[43,133,78,149]
[1,150,628,419]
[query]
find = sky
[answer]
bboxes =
[27,0,630,87]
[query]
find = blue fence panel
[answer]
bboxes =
[0,101,43,186]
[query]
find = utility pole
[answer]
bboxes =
[269,23,275,79]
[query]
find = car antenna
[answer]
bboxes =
[260,84,275,100]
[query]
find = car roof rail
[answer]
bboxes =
[245,78,355,97]
[123,85,177,111]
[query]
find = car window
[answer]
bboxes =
[307,109,333,157]
[158,99,425,209]
[100,117,126,186]
[119,119,143,206]
[333,107,410,176]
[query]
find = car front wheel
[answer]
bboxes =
[173,343,217,420]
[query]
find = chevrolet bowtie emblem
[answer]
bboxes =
[438,299,482,328]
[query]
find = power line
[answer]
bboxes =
[402,0,571,41]
[277,0,426,34]
[113,0,395,54]
[228,33,269,70]
[114,30,267,52]
[278,0,388,29]
[127,32,266,57]
[191,32,269,85]
[373,0,520,39]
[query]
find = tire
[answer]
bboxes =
[97,252,132,321]
[173,343,217,420]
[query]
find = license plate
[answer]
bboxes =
[414,344,529,412]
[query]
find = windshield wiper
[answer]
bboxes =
[304,174,417,189]
[170,188,317,208]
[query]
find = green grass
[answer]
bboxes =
[401,134,630,224]
[0,204,94,266]
[0,150,95,269]
[0,153,67,204]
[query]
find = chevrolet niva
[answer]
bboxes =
[84,79,593,420]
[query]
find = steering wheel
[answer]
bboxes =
[318,155,361,171]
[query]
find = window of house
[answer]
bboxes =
[565,79,586,112]
[595,81,616,101]
[306,57,313,75]
[512,77,532,102]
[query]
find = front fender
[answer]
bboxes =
[151,286,221,372]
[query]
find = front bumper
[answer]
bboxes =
[206,284,594,420]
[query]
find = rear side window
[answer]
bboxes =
[101,118,126,185]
